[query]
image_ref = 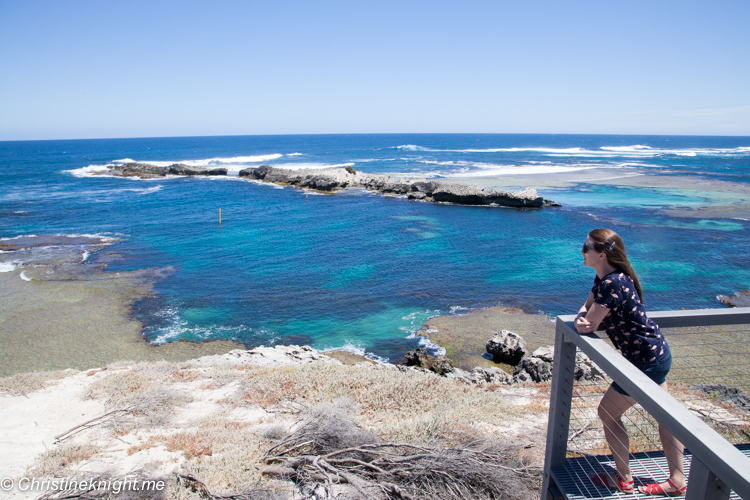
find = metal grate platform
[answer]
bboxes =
[552,443,750,500]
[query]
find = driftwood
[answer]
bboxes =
[54,395,168,443]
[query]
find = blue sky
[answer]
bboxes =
[1,0,748,140]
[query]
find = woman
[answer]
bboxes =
[575,228,687,496]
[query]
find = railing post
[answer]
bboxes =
[686,457,731,500]
[541,318,578,500]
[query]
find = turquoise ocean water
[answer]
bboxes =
[1,134,749,361]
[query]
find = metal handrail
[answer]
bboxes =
[542,307,750,500]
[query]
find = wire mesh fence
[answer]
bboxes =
[560,324,750,498]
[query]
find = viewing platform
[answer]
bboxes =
[542,308,750,500]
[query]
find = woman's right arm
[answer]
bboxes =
[574,292,595,330]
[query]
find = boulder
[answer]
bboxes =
[404,348,455,375]
[511,345,605,383]
[486,330,527,365]
[430,355,454,375]
[407,192,427,200]
[404,348,433,370]
[513,356,552,383]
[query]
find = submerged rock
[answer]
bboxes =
[717,290,750,308]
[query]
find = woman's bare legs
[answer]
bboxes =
[598,385,637,483]
[657,381,686,491]
[599,381,686,493]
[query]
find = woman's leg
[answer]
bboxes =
[658,381,686,490]
[598,384,637,482]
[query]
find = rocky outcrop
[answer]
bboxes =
[238,165,550,208]
[203,345,342,368]
[512,345,605,383]
[110,163,228,178]
[486,330,527,365]
[404,348,454,375]
[167,164,228,176]
[445,366,511,385]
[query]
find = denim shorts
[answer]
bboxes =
[611,353,672,397]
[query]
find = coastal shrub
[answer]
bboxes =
[236,364,533,443]
[85,364,192,430]
[345,165,356,174]
[27,442,102,476]
[164,415,275,495]
[0,369,77,396]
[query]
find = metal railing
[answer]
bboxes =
[542,307,750,500]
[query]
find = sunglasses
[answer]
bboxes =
[582,241,615,253]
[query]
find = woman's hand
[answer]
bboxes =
[574,303,610,334]
[575,316,596,333]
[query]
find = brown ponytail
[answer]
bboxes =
[588,228,644,302]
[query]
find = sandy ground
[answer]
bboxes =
[0,346,551,499]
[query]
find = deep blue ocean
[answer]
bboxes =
[1,134,749,361]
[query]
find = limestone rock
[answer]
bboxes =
[115,163,167,177]
[404,347,433,369]
[486,330,527,365]
[167,163,227,176]
[511,344,605,383]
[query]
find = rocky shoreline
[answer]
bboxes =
[102,162,557,208]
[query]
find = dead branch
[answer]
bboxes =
[176,472,283,500]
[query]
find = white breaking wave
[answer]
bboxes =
[405,331,447,356]
[67,165,110,177]
[322,343,390,364]
[0,261,19,272]
[19,271,32,281]
[67,153,294,177]
[395,144,431,151]
[392,144,750,157]
[270,162,354,170]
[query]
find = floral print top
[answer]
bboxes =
[591,270,670,366]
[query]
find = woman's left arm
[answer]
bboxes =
[575,303,610,334]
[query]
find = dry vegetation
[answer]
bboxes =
[0,369,77,397]
[10,359,549,500]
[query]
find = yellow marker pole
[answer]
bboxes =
[219,208,222,226]
[305,188,308,201]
